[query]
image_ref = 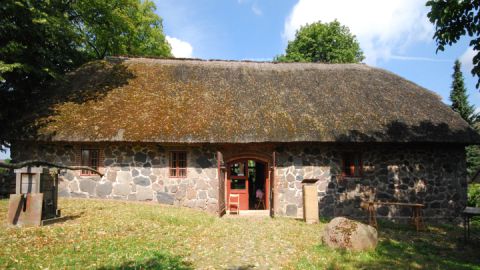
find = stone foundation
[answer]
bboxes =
[11,142,467,220]
[276,144,467,221]
[11,143,219,213]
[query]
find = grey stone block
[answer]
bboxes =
[186,200,195,208]
[97,181,113,197]
[196,155,213,168]
[68,180,79,192]
[113,183,130,196]
[208,188,218,200]
[198,190,207,199]
[64,171,75,181]
[152,182,164,192]
[286,204,298,217]
[157,192,174,205]
[116,171,132,184]
[134,152,147,163]
[58,189,71,197]
[168,185,178,193]
[136,185,154,201]
[195,199,206,209]
[104,159,114,166]
[79,179,96,194]
[195,178,208,190]
[133,176,150,186]
[141,168,151,176]
[106,171,117,182]
[71,192,88,198]
[175,186,186,199]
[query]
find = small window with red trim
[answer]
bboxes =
[170,151,187,178]
[81,149,99,175]
[342,152,362,177]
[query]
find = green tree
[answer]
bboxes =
[0,159,11,174]
[448,60,480,177]
[0,0,86,151]
[467,146,480,178]
[70,0,172,59]
[275,20,364,63]
[0,0,172,151]
[450,60,477,125]
[426,0,480,88]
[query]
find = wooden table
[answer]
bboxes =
[462,207,480,242]
[364,201,425,231]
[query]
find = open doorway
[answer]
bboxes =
[248,160,266,210]
[227,159,269,211]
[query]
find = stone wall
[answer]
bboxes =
[11,143,219,213]
[11,142,467,221]
[275,144,467,221]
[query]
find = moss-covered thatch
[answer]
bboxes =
[24,57,480,144]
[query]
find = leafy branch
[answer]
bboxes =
[0,160,103,176]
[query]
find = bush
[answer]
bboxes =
[468,183,480,207]
[0,159,10,174]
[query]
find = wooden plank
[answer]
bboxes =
[7,193,43,227]
[463,207,480,215]
[376,202,424,207]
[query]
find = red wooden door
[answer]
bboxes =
[227,160,249,210]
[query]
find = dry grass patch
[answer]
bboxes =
[0,198,479,269]
[0,198,322,269]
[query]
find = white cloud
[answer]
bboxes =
[389,55,450,62]
[238,0,262,16]
[460,47,477,72]
[252,3,262,16]
[166,36,193,58]
[283,0,434,65]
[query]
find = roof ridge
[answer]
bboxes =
[105,55,369,66]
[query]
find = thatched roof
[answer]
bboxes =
[24,57,480,144]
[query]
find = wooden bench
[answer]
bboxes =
[363,201,425,231]
[462,207,480,242]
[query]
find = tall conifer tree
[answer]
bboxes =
[449,60,480,177]
[450,60,476,124]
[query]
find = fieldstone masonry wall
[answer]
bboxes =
[276,144,467,221]
[11,143,219,213]
[11,142,467,220]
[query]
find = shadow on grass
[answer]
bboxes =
[41,213,83,225]
[97,251,193,270]
[365,221,478,270]
[226,265,256,270]
[301,219,480,270]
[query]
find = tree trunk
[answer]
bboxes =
[0,160,103,176]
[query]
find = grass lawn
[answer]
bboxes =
[0,199,479,269]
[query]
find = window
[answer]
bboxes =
[230,161,245,176]
[81,149,99,175]
[342,152,362,177]
[231,179,246,189]
[170,151,187,177]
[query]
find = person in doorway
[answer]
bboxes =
[255,188,265,209]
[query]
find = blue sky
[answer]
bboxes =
[1,0,478,160]
[155,0,479,104]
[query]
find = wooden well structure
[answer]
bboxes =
[7,166,61,226]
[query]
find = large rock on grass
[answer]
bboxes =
[322,217,378,251]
